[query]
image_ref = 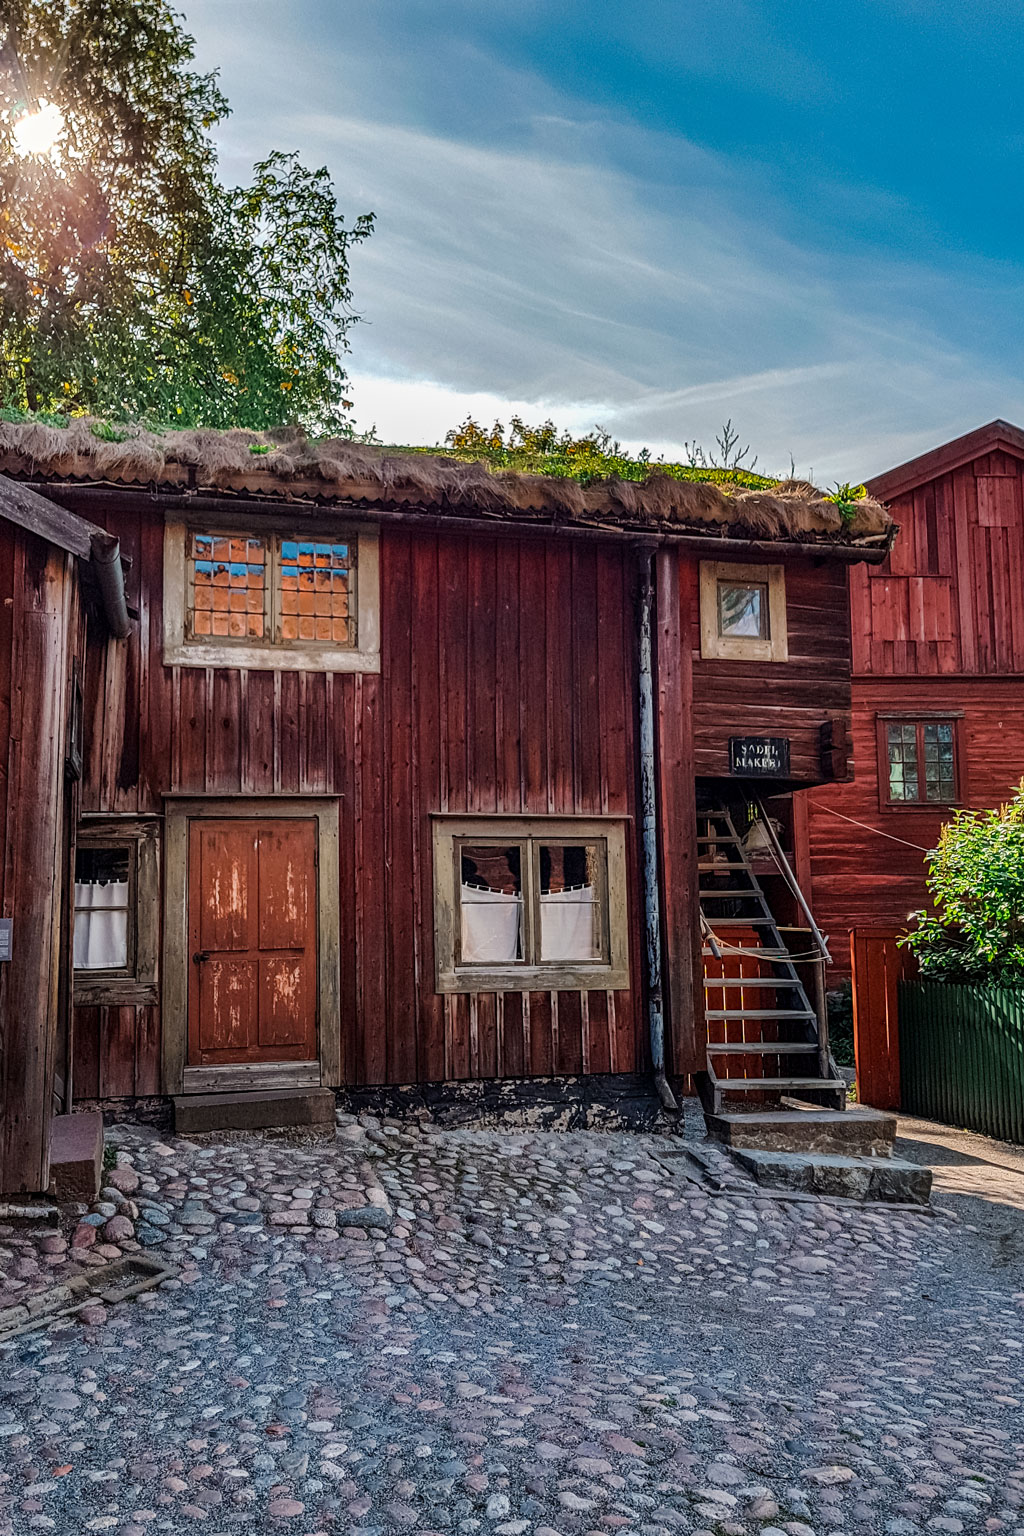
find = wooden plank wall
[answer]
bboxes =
[0,533,79,1192]
[806,447,1024,980]
[72,509,648,1096]
[691,557,852,781]
[850,450,1024,677]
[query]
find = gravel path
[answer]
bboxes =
[1,1111,1022,1536]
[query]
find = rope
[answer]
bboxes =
[808,800,931,853]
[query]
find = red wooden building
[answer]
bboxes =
[0,421,892,1191]
[801,420,1024,978]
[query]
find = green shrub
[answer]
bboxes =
[826,980,855,1066]
[902,782,1024,981]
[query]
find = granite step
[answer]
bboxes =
[705,1104,897,1157]
[173,1088,335,1135]
[731,1146,932,1205]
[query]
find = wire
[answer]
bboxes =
[808,801,931,853]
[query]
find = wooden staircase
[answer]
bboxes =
[695,801,846,1115]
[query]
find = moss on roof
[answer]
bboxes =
[0,415,892,547]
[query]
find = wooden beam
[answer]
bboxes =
[0,474,100,560]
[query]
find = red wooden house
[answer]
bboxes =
[0,421,892,1192]
[800,420,1024,978]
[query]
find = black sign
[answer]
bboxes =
[729,736,790,777]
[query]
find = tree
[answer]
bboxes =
[0,0,373,431]
[902,783,1024,981]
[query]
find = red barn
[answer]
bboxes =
[801,420,1024,977]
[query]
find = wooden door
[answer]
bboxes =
[187,818,318,1067]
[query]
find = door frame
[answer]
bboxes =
[162,796,341,1095]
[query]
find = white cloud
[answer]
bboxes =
[183,1,1024,481]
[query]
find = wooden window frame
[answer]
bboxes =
[73,819,160,1005]
[699,561,788,662]
[432,814,630,993]
[163,516,380,673]
[160,796,342,1095]
[875,712,966,811]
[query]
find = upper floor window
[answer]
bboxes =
[699,561,788,662]
[164,520,380,672]
[878,715,962,807]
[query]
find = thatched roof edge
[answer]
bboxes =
[0,420,892,547]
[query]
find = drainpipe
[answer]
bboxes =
[89,532,132,640]
[638,555,679,1114]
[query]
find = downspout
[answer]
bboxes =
[638,554,679,1114]
[89,532,131,640]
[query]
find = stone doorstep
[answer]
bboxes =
[49,1109,104,1203]
[173,1087,336,1135]
[731,1147,933,1205]
[0,1254,177,1342]
[705,1105,898,1157]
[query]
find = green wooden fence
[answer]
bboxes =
[898,981,1024,1143]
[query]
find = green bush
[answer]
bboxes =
[826,980,855,1066]
[902,782,1024,981]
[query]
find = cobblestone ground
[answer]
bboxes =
[1,1111,1023,1536]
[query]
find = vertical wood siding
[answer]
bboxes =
[74,512,647,1095]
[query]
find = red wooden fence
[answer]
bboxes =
[850,927,917,1110]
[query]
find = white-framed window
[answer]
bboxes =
[163,520,380,672]
[699,561,788,662]
[432,815,631,993]
[73,820,160,1004]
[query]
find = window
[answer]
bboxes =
[432,816,630,992]
[699,561,788,661]
[73,822,159,1004]
[163,520,380,672]
[877,716,962,808]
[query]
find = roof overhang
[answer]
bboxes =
[866,419,1024,501]
[0,474,131,638]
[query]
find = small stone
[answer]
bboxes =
[103,1214,134,1243]
[268,1498,304,1518]
[71,1223,96,1250]
[486,1495,512,1519]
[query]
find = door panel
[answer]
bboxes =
[197,824,254,951]
[199,959,258,1053]
[258,822,312,949]
[259,955,313,1049]
[187,817,318,1067]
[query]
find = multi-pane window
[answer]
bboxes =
[882,718,959,806]
[186,531,356,648]
[433,816,630,992]
[72,822,160,1004]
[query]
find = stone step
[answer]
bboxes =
[49,1110,104,1202]
[173,1088,335,1135]
[705,1104,897,1157]
[731,1147,932,1205]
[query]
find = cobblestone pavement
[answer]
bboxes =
[1,1111,1023,1536]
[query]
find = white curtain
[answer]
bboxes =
[540,884,599,961]
[74,880,129,970]
[461,884,522,963]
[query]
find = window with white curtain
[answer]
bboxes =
[432,816,630,993]
[73,822,160,1005]
[74,846,132,972]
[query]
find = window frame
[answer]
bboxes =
[875,712,966,811]
[163,516,380,673]
[432,814,631,993]
[73,819,160,1005]
[699,561,788,662]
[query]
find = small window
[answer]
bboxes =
[700,561,788,661]
[433,816,629,992]
[878,717,961,807]
[73,822,160,1004]
[164,521,379,673]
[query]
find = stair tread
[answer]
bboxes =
[712,1076,842,1090]
[705,1008,817,1019]
[702,916,778,926]
[707,1041,819,1053]
[702,976,798,986]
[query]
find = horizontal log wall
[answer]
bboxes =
[691,556,852,781]
[72,504,649,1096]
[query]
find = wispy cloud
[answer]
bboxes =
[183,0,1024,479]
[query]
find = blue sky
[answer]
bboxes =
[181,1,1024,480]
